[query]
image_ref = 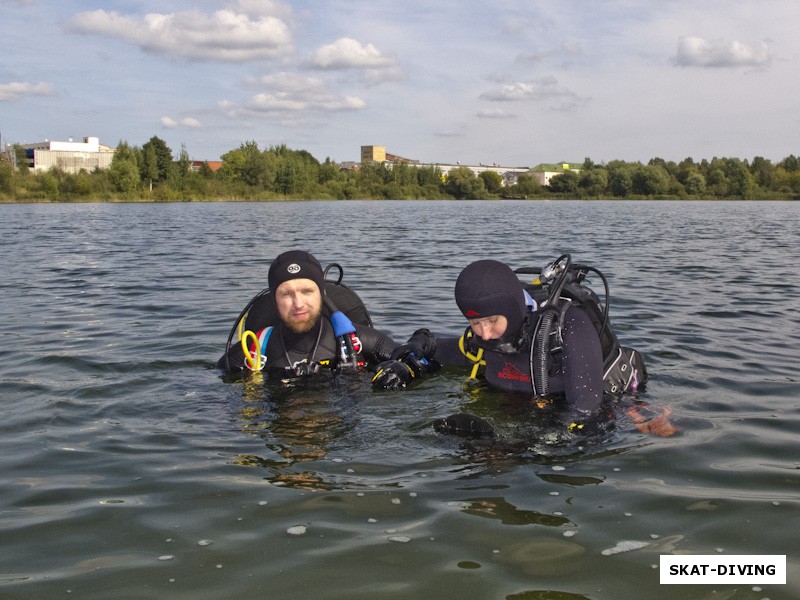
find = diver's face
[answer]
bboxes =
[468,315,508,341]
[275,278,322,333]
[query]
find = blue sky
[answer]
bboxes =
[2,0,798,166]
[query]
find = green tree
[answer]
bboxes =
[318,158,340,184]
[141,136,173,185]
[684,172,707,196]
[578,168,608,196]
[779,155,799,172]
[0,158,15,195]
[608,164,633,197]
[37,171,60,198]
[219,141,273,189]
[444,167,489,199]
[62,170,94,197]
[750,156,774,188]
[724,158,757,198]
[13,145,30,174]
[197,161,215,179]
[142,143,158,191]
[548,170,579,195]
[416,165,442,187]
[109,141,141,193]
[478,170,503,195]
[631,164,669,196]
[512,173,542,197]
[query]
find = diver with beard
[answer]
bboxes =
[217,250,404,378]
[373,258,659,436]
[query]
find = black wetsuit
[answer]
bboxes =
[217,317,398,376]
[431,305,605,413]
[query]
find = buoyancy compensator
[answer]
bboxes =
[515,253,647,397]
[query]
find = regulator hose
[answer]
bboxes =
[531,307,557,396]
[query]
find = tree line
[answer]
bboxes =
[1,136,799,201]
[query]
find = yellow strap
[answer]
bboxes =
[371,361,414,384]
[458,332,485,379]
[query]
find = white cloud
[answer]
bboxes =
[162,116,202,128]
[68,8,293,62]
[310,37,404,85]
[673,36,771,68]
[312,37,393,69]
[480,77,578,103]
[0,81,54,102]
[232,72,365,119]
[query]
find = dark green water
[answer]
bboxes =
[1,200,798,599]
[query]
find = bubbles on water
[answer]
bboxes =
[158,555,175,561]
[197,539,213,546]
[287,525,307,535]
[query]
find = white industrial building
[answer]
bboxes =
[19,136,116,174]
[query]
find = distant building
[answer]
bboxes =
[423,162,529,186]
[189,160,222,173]
[18,136,116,174]
[360,145,418,165]
[361,145,526,186]
[529,162,582,186]
[361,145,386,163]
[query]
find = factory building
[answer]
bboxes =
[18,136,116,174]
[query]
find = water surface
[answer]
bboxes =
[1,200,798,599]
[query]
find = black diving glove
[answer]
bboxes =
[372,352,430,390]
[433,412,496,438]
[390,328,437,362]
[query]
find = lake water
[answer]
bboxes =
[1,200,798,600]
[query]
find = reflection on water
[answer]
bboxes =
[1,201,799,600]
[233,374,364,490]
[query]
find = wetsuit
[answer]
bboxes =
[431,304,605,414]
[217,318,398,376]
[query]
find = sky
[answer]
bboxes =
[1,0,798,166]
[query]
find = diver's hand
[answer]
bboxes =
[392,328,437,361]
[372,360,415,389]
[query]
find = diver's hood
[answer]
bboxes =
[472,300,536,354]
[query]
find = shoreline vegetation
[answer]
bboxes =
[2,137,799,203]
